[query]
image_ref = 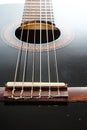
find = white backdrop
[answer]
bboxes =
[0,0,24,4]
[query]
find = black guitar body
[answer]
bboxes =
[0,3,87,130]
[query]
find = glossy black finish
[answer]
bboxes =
[0,4,87,87]
[0,3,87,130]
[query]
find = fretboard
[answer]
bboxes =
[22,0,54,24]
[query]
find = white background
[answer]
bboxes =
[0,0,24,4]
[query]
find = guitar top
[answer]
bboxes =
[0,1,87,129]
[0,3,87,87]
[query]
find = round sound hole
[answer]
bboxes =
[15,21,61,44]
[2,21,73,52]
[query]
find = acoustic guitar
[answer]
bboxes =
[0,0,87,103]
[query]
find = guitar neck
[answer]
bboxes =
[22,0,54,24]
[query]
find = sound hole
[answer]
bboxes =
[15,21,61,44]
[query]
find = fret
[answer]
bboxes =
[22,18,54,20]
[25,2,52,5]
[22,17,54,21]
[22,18,54,21]
[25,3,52,8]
[22,0,55,24]
[23,8,53,12]
[23,11,53,14]
[25,0,51,2]
[25,2,41,4]
[24,8,40,11]
[25,2,52,4]
[25,1,52,3]
[22,19,54,23]
[24,7,53,10]
[23,14,54,18]
[22,16,54,21]
[22,18,54,22]
[25,3,52,6]
[22,17,54,19]
[23,13,54,19]
[23,12,53,16]
[24,3,53,6]
[22,20,55,25]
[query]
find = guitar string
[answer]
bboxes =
[39,0,42,98]
[50,0,60,95]
[32,21,36,84]
[12,1,32,97]
[45,0,51,97]
[12,25,24,97]
[13,0,27,97]
[21,0,32,97]
[31,2,37,98]
[31,21,36,98]
[20,25,29,97]
[13,29,23,83]
[13,0,59,98]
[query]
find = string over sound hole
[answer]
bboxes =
[15,21,61,44]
